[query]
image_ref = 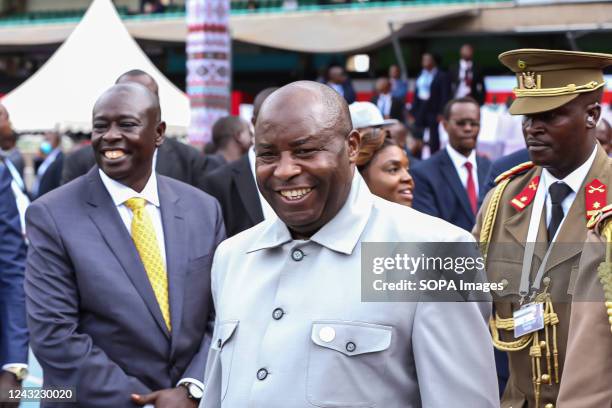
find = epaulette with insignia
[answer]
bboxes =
[494,161,535,185]
[586,203,612,230]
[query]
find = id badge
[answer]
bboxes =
[513,303,544,338]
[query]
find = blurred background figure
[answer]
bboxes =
[202,87,277,238]
[595,117,612,156]
[410,53,451,156]
[326,65,356,104]
[350,101,413,206]
[205,115,252,172]
[387,121,420,165]
[0,104,24,177]
[388,64,408,101]
[450,44,486,105]
[411,97,490,231]
[371,77,405,123]
[32,131,63,199]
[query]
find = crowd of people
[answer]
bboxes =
[1,47,612,408]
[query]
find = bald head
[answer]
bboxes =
[116,70,159,97]
[257,81,352,139]
[94,83,161,122]
[252,87,279,126]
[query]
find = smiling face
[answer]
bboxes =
[255,82,360,238]
[91,84,165,192]
[362,144,413,207]
[443,101,480,157]
[522,92,599,178]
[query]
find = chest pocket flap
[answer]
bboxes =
[311,321,392,357]
[213,320,239,350]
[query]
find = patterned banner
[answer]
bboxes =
[186,0,231,146]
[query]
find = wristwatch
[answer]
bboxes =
[180,381,203,400]
[3,366,28,381]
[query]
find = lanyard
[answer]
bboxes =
[519,178,567,304]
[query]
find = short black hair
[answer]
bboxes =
[443,96,480,120]
[212,116,246,149]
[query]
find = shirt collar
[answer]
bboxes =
[446,144,477,170]
[247,171,373,255]
[541,144,598,194]
[99,167,160,208]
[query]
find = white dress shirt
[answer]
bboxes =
[540,144,597,227]
[376,93,392,117]
[446,144,479,197]
[98,168,167,269]
[455,59,472,98]
[248,146,276,221]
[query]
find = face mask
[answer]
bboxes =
[40,141,53,155]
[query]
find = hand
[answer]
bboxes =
[131,387,197,408]
[0,371,21,408]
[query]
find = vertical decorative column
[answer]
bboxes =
[186,0,231,146]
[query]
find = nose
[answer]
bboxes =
[522,116,543,136]
[102,123,122,142]
[273,151,301,181]
[400,168,414,185]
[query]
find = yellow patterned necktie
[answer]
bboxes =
[124,197,171,331]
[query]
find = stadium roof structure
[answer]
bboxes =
[1,0,190,134]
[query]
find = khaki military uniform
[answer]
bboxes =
[556,202,612,408]
[473,145,611,408]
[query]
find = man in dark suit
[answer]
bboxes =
[326,65,356,104]
[411,97,491,231]
[61,70,210,190]
[411,53,452,155]
[371,77,405,123]
[201,87,277,237]
[449,44,487,106]
[32,132,64,199]
[25,84,224,407]
[0,158,28,405]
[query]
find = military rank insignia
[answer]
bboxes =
[511,176,540,211]
[585,178,607,220]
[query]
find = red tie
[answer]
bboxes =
[464,161,477,214]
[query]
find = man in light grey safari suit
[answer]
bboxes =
[201,81,499,407]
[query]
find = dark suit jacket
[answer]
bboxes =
[0,161,27,366]
[411,70,452,127]
[35,151,64,199]
[201,154,264,238]
[479,148,530,203]
[327,81,356,104]
[25,167,225,407]
[449,62,487,105]
[411,149,491,231]
[371,94,405,123]
[61,138,210,191]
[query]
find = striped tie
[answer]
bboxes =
[124,197,171,331]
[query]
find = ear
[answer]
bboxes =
[442,119,450,133]
[155,121,166,147]
[585,102,601,130]
[347,129,361,164]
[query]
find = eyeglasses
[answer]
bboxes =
[451,119,480,128]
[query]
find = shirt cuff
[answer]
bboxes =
[2,363,28,371]
[177,377,204,392]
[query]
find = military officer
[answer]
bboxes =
[473,49,612,408]
[556,204,612,408]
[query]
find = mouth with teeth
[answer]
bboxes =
[278,187,313,201]
[103,150,127,160]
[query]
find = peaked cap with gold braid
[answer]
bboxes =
[499,49,612,115]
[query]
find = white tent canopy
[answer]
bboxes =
[1,0,191,135]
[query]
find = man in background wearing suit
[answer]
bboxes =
[0,158,28,407]
[202,87,277,237]
[32,131,63,199]
[326,65,356,104]
[410,53,451,155]
[61,70,210,190]
[411,97,491,231]
[371,77,405,123]
[449,44,487,106]
[25,83,224,407]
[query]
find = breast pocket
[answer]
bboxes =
[306,320,392,407]
[210,320,239,401]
